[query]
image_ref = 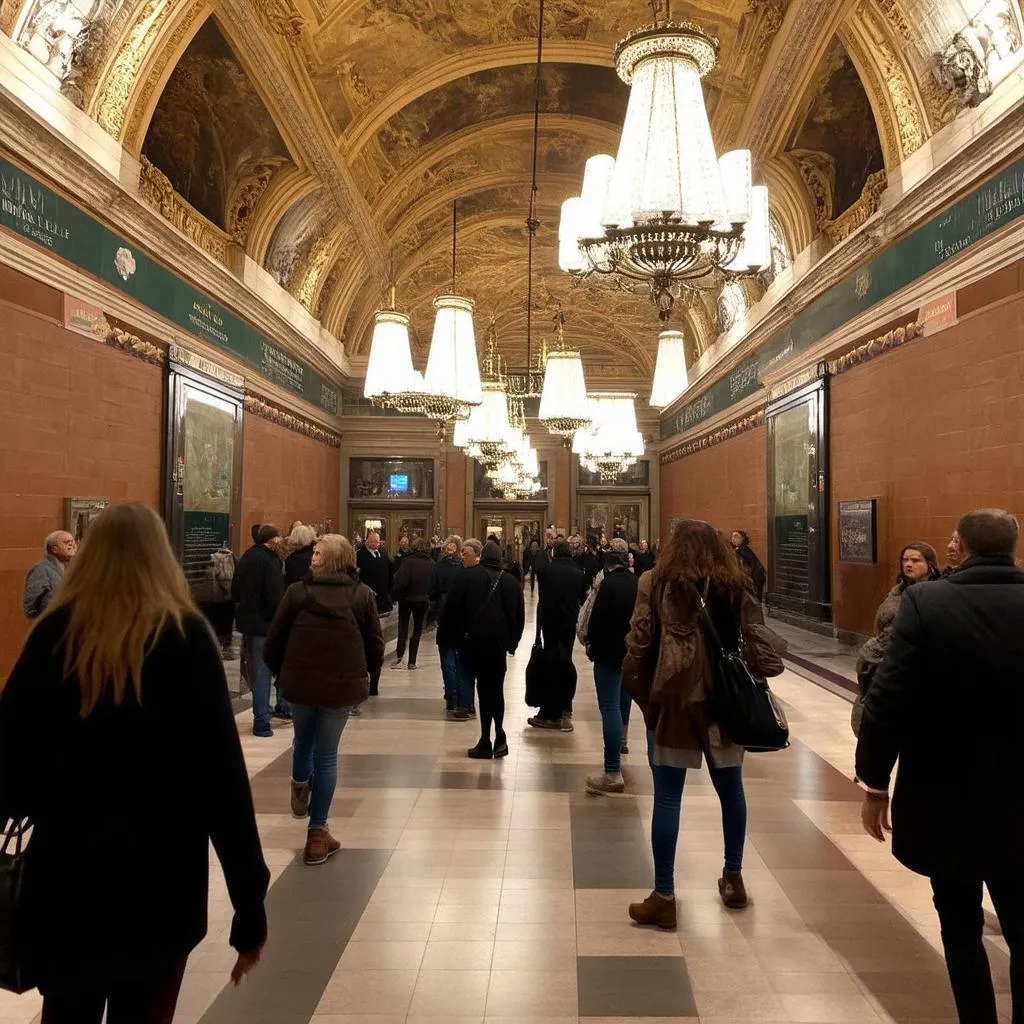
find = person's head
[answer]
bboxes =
[554,540,572,559]
[946,528,964,567]
[482,540,503,563]
[462,538,483,566]
[366,530,381,551]
[288,520,302,536]
[41,503,196,716]
[288,523,316,550]
[599,532,608,547]
[898,543,941,585]
[412,537,430,554]
[605,536,629,568]
[639,538,649,553]
[45,530,76,564]
[956,509,1021,559]
[544,528,556,547]
[398,535,410,551]
[256,524,279,548]
[250,523,262,545]
[311,533,355,576]
[730,530,749,550]
[658,519,747,591]
[443,534,463,557]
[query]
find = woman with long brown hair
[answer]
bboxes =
[623,518,782,929]
[0,503,269,1023]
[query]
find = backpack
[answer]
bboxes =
[575,569,605,648]
[211,548,235,597]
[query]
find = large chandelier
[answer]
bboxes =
[574,392,645,481]
[558,6,772,321]
[538,310,592,444]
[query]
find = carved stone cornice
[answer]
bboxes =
[823,170,887,245]
[764,363,825,403]
[827,319,924,375]
[661,410,766,465]
[243,392,342,447]
[0,89,349,393]
[169,343,244,387]
[104,323,166,364]
[139,155,234,264]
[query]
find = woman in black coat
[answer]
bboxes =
[284,523,317,587]
[0,503,268,1023]
[391,537,435,669]
[730,530,767,602]
[439,540,525,759]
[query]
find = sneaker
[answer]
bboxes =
[390,659,404,670]
[445,699,456,712]
[493,737,509,758]
[718,872,749,909]
[252,724,274,738]
[290,778,311,818]
[271,708,292,722]
[349,706,363,717]
[559,715,574,733]
[586,772,625,795]
[407,663,418,671]
[628,891,677,930]
[453,708,474,721]
[527,716,560,730]
[467,740,493,759]
[304,828,341,865]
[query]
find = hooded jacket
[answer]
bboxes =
[263,570,384,708]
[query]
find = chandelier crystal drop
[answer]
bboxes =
[558,17,772,321]
[649,328,689,408]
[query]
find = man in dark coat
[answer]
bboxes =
[391,537,434,669]
[573,536,599,595]
[530,541,587,731]
[232,524,286,736]
[356,530,393,615]
[633,538,656,576]
[585,538,639,794]
[856,508,1024,1024]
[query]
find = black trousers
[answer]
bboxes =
[396,601,427,664]
[199,600,234,646]
[931,875,1023,1024]
[471,646,508,744]
[41,959,188,1024]
[538,628,577,720]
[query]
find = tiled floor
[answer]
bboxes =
[1,594,1012,1023]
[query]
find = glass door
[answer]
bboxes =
[349,510,433,553]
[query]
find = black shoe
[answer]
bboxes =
[467,740,493,759]
[445,699,455,712]
[271,709,292,721]
[252,724,274,738]
[493,737,509,758]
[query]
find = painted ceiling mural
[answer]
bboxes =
[141,16,294,230]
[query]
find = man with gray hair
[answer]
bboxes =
[856,508,1024,1023]
[22,530,76,619]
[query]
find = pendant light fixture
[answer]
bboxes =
[363,283,424,413]
[539,309,591,444]
[649,327,689,408]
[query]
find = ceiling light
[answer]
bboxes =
[538,311,592,443]
[649,328,689,408]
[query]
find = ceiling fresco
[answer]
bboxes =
[141,16,293,230]
[787,36,885,220]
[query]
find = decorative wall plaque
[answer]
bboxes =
[64,496,108,542]
[838,499,878,564]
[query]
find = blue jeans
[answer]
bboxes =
[594,660,632,774]
[440,645,460,705]
[247,635,272,734]
[647,729,747,895]
[291,704,352,830]
[455,645,475,710]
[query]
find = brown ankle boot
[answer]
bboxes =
[304,828,340,865]
[628,891,677,930]
[718,871,748,909]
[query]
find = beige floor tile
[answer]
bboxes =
[316,970,418,1016]
[495,918,578,942]
[408,969,491,1017]
[486,969,579,1017]
[692,990,789,1020]
[420,939,496,971]
[777,991,883,1021]
[349,919,434,943]
[337,940,427,971]
[430,920,499,942]
[492,939,578,971]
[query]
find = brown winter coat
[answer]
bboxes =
[623,570,784,769]
[855,584,902,686]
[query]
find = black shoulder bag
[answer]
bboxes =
[696,585,790,753]
[0,818,34,994]
[524,597,546,708]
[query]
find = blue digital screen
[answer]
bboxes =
[389,473,409,494]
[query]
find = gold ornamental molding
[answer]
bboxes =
[823,170,888,246]
[827,319,924,375]
[169,343,243,388]
[764,364,827,403]
[104,323,166,365]
[661,411,767,466]
[243,393,342,448]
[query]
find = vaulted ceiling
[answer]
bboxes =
[9,0,1014,388]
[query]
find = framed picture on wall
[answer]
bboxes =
[838,499,878,564]
[64,497,108,544]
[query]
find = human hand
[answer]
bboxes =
[230,945,263,987]
[861,792,891,843]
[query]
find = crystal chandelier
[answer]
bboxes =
[557,3,772,321]
[538,310,592,444]
[363,289,422,411]
[573,392,645,481]
[649,327,689,408]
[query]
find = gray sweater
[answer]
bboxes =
[22,555,65,619]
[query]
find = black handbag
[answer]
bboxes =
[0,818,34,994]
[697,588,790,753]
[524,613,545,708]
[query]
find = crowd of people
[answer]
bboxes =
[3,504,1021,1024]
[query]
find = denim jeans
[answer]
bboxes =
[440,645,460,704]
[291,704,352,831]
[455,646,475,710]
[594,660,632,774]
[647,729,747,895]
[247,635,272,734]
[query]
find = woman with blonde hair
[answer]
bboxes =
[0,503,269,1023]
[284,522,317,586]
[264,534,384,865]
[623,519,785,929]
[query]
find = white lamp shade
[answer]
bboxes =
[452,415,472,449]
[717,150,752,227]
[364,310,414,399]
[580,154,615,236]
[725,185,771,273]
[539,349,590,423]
[425,294,483,405]
[466,382,511,446]
[650,328,689,408]
[602,55,727,228]
[558,198,588,273]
